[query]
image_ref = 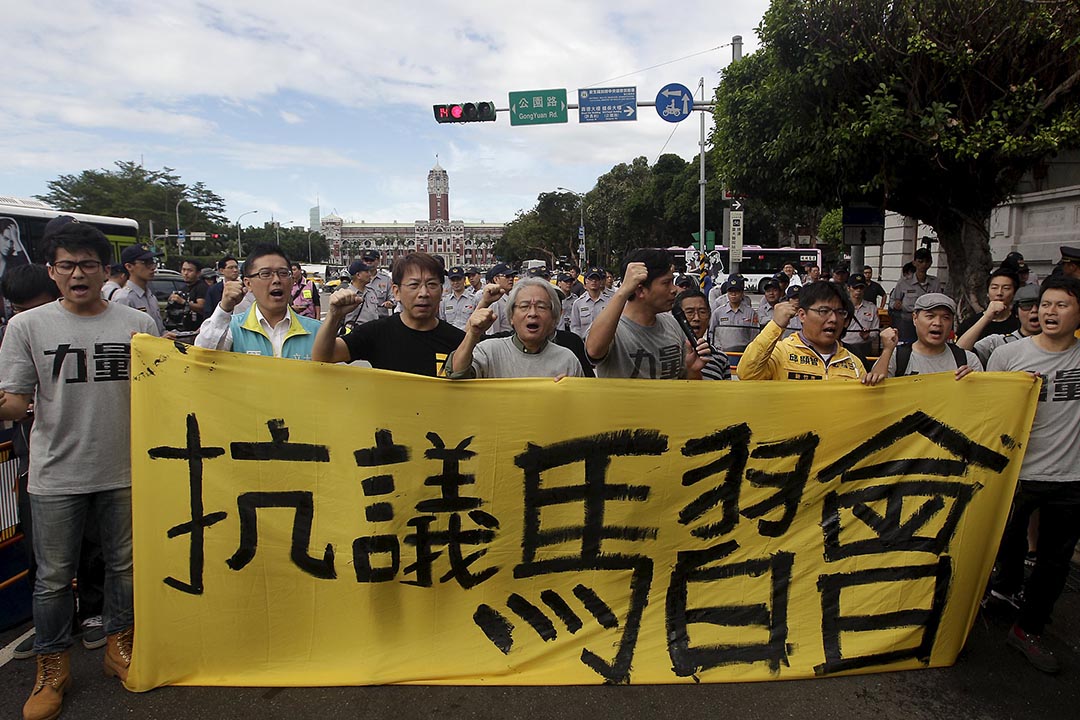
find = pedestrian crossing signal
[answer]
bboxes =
[434,101,496,123]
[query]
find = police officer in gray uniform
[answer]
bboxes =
[363,249,395,317]
[484,262,517,335]
[709,277,759,352]
[569,266,610,338]
[440,265,477,330]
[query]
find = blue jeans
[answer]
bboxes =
[30,488,133,654]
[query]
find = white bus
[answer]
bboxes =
[675,245,823,292]
[0,196,139,272]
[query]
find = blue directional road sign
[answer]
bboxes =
[656,83,694,123]
[578,86,637,123]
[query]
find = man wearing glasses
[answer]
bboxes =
[737,281,864,380]
[0,222,159,720]
[312,252,464,376]
[113,243,169,337]
[447,277,583,379]
[195,243,322,360]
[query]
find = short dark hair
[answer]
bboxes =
[290,261,302,271]
[43,223,112,265]
[620,248,673,301]
[989,267,1020,291]
[181,258,203,271]
[674,290,709,315]
[902,262,917,275]
[391,252,444,286]
[243,244,290,275]
[218,255,238,270]
[1,263,60,304]
[1039,275,1080,305]
[799,280,854,318]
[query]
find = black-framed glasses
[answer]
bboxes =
[246,268,292,280]
[49,260,103,275]
[805,306,850,318]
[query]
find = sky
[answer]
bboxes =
[1,1,770,233]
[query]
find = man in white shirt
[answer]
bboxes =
[195,244,322,359]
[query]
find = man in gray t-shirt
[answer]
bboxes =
[865,293,981,383]
[585,248,709,380]
[985,277,1080,674]
[0,224,158,717]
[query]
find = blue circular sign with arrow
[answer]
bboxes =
[656,83,694,123]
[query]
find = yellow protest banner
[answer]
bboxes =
[127,335,1039,690]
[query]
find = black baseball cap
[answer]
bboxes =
[584,266,605,279]
[348,259,373,275]
[361,250,380,262]
[485,263,516,282]
[448,266,466,279]
[120,244,160,265]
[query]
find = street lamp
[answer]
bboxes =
[307,231,320,263]
[236,210,258,256]
[275,220,295,244]
[557,187,586,265]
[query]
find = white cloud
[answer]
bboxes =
[5,0,770,225]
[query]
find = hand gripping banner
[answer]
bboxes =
[127,335,1039,689]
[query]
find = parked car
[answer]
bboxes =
[148,269,187,312]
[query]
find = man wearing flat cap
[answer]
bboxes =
[865,293,980,384]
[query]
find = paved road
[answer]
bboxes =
[3,574,1078,720]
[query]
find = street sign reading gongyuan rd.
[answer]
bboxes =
[509,89,568,126]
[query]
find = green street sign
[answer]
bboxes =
[509,89,568,126]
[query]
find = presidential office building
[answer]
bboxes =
[321,162,503,269]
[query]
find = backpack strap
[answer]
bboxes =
[948,343,967,368]
[895,344,913,376]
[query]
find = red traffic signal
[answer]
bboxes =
[433,101,496,123]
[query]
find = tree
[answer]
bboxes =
[37,161,229,240]
[818,208,844,257]
[713,0,1080,311]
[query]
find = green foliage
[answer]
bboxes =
[713,0,1080,302]
[818,208,844,256]
[36,161,229,241]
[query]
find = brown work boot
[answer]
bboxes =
[103,627,133,683]
[22,651,70,720]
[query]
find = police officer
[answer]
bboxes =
[340,259,380,332]
[440,265,477,331]
[466,266,485,298]
[569,266,610,338]
[556,272,579,331]
[484,262,517,334]
[363,249,395,316]
[709,277,759,352]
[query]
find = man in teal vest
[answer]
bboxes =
[195,243,321,359]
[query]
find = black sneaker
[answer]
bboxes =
[1006,623,1061,674]
[12,633,36,660]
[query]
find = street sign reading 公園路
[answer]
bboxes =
[509,89,568,126]
[578,87,637,123]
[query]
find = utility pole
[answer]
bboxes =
[728,35,744,277]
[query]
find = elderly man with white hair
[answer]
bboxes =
[447,277,584,379]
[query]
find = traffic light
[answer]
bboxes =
[210,233,228,240]
[433,101,496,123]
